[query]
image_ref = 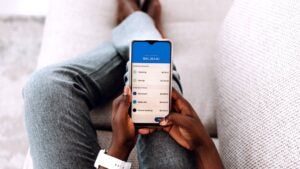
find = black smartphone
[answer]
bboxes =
[129,40,172,127]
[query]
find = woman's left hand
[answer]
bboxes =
[108,86,136,161]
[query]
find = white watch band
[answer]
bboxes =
[94,149,131,169]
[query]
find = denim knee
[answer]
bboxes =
[23,66,61,101]
[22,65,71,147]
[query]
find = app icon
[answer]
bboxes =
[133,100,137,104]
[133,108,137,112]
[133,91,137,95]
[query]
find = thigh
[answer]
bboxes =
[23,42,126,169]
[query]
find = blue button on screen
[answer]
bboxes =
[154,117,164,122]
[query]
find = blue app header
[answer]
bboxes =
[132,41,171,63]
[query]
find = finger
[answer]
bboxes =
[171,88,184,101]
[128,117,135,128]
[161,125,172,133]
[127,85,132,101]
[115,86,132,119]
[112,95,123,117]
[171,89,196,116]
[123,85,131,96]
[159,118,172,126]
[166,113,193,129]
[138,128,155,135]
[168,126,193,150]
[171,89,188,112]
[120,86,131,107]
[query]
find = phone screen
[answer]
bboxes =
[130,40,172,125]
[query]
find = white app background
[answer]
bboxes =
[132,63,170,123]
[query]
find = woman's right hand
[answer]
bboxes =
[160,89,223,169]
[160,89,211,150]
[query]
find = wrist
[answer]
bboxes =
[194,138,224,169]
[107,144,133,161]
[194,137,215,154]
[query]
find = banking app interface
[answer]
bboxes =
[131,41,171,124]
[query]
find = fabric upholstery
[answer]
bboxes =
[215,0,300,168]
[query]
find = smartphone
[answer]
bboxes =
[130,40,172,127]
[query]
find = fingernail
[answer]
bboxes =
[160,119,168,126]
[123,86,129,96]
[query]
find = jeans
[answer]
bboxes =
[23,12,196,169]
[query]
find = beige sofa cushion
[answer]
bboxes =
[216,0,300,168]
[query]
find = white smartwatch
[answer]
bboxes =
[94,149,131,169]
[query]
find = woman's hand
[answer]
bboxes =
[160,89,211,150]
[108,86,136,161]
[106,86,162,160]
[160,89,224,169]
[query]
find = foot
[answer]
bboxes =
[142,0,165,37]
[117,0,140,24]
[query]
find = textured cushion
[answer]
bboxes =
[215,0,300,168]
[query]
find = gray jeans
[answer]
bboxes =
[23,12,196,169]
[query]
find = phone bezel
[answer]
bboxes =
[129,40,173,128]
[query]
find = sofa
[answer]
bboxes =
[24,0,300,168]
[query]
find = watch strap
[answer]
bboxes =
[94,149,131,169]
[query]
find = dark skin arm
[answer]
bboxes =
[98,87,150,169]
[100,87,223,169]
[107,86,135,161]
[98,87,134,169]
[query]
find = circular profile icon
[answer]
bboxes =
[133,108,137,112]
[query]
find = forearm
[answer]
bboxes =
[98,146,132,169]
[195,138,223,169]
[107,144,132,161]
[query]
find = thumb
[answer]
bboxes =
[122,86,131,104]
[116,86,131,117]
